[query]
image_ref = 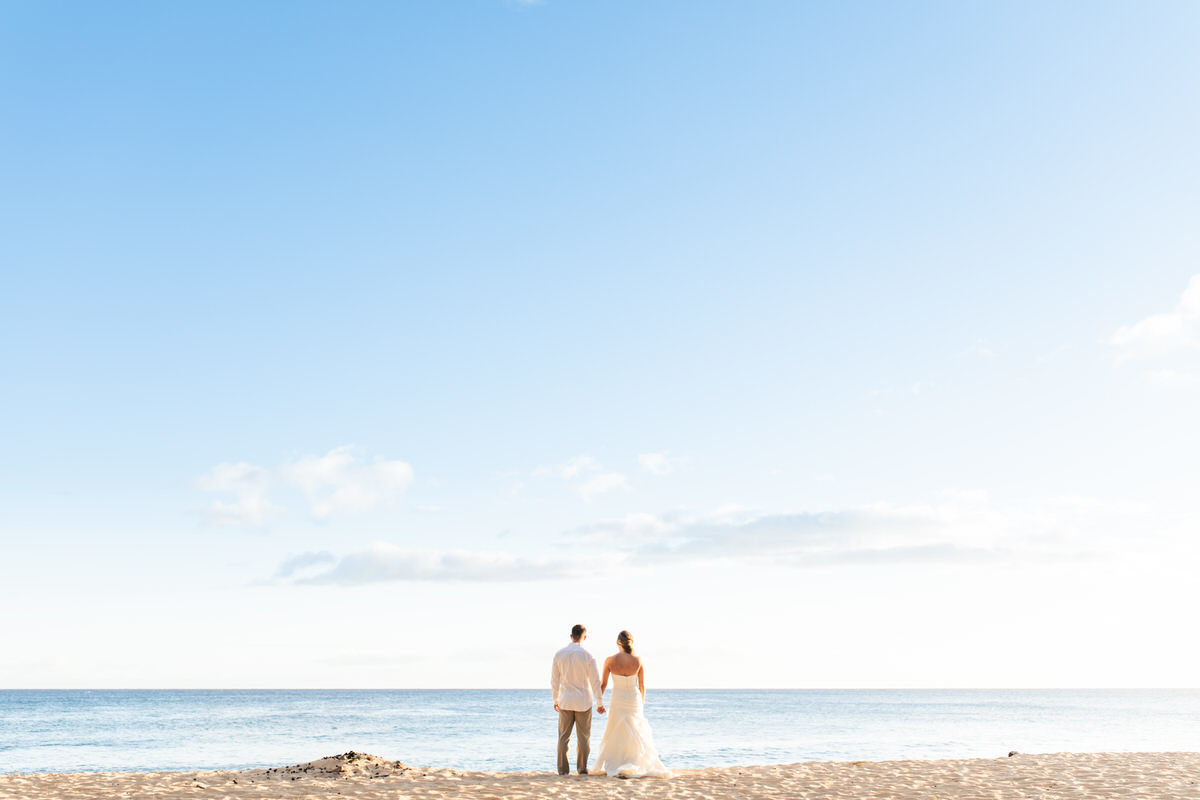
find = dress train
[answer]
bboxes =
[592,674,672,778]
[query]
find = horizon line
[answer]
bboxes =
[5,686,1199,692]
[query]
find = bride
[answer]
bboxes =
[592,630,672,778]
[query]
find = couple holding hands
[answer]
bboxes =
[550,624,671,779]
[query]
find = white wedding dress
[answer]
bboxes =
[593,674,672,778]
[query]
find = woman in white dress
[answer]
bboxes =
[592,630,672,778]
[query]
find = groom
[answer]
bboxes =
[551,623,606,775]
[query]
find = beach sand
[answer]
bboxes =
[2,751,1197,799]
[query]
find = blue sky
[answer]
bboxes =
[2,1,1198,688]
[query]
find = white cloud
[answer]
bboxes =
[578,472,628,500]
[534,455,599,479]
[560,492,1140,568]
[273,551,337,579]
[638,451,680,476]
[534,454,628,500]
[968,341,996,360]
[279,543,603,586]
[196,462,280,526]
[268,491,1162,586]
[1112,274,1200,363]
[569,506,966,565]
[280,446,414,519]
[197,447,414,525]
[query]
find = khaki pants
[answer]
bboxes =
[557,708,592,774]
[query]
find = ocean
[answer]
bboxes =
[1,689,1197,774]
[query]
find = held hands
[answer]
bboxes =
[597,704,606,714]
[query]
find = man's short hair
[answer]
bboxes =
[571,624,586,640]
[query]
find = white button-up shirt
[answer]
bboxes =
[551,642,602,712]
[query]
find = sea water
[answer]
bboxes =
[1,689,1197,774]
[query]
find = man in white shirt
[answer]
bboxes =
[551,623,606,775]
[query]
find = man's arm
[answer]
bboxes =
[589,654,605,714]
[550,656,562,711]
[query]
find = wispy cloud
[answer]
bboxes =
[638,451,682,476]
[1112,274,1200,365]
[198,447,414,525]
[578,472,628,499]
[534,455,628,500]
[968,340,996,360]
[563,506,972,566]
[274,550,337,579]
[273,492,1145,587]
[534,455,598,480]
[277,543,604,586]
[561,493,1125,568]
[280,446,414,519]
[196,462,280,526]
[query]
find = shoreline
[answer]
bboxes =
[2,752,1198,799]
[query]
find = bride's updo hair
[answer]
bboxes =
[617,630,634,655]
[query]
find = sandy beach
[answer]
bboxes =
[2,751,1197,799]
